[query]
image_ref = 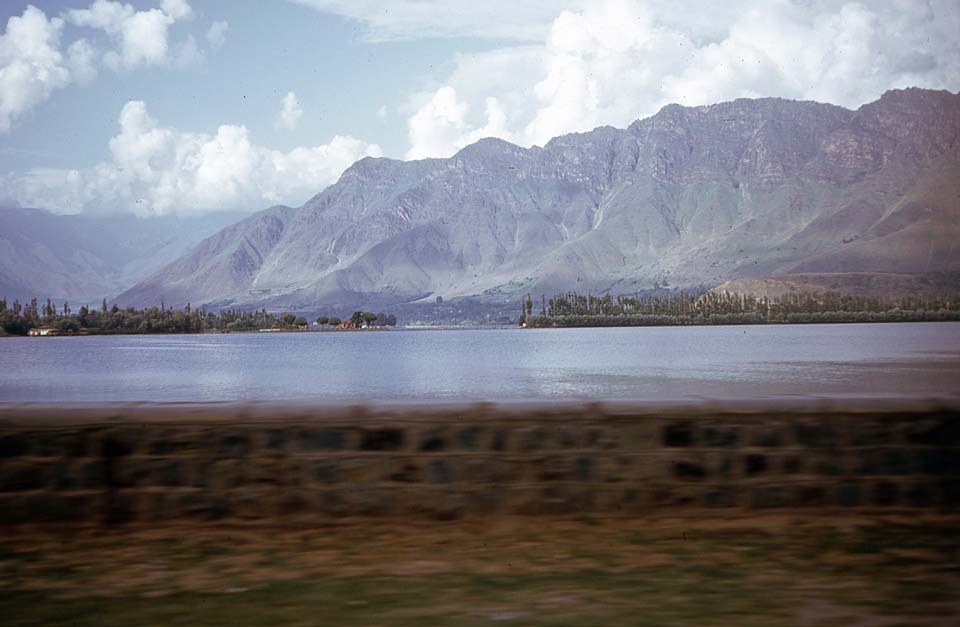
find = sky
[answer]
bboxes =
[1,0,958,215]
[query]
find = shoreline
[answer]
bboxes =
[4,317,960,338]
[523,313,960,329]
[2,395,959,418]
[0,326,397,338]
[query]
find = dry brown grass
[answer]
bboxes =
[1,514,958,626]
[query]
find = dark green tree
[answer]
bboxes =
[57,318,80,332]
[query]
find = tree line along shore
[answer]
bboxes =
[0,298,396,336]
[518,290,960,327]
[3,289,959,337]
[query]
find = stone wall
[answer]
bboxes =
[0,401,958,526]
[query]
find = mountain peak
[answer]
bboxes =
[452,136,526,160]
[338,155,405,179]
[876,86,957,102]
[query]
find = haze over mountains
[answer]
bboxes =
[0,209,249,304]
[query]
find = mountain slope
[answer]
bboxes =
[713,272,960,300]
[118,88,960,310]
[0,208,250,305]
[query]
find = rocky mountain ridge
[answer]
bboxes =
[116,88,960,311]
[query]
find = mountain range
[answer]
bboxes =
[4,88,958,315]
[114,88,960,314]
[0,208,249,305]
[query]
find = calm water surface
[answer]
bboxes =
[1,323,958,403]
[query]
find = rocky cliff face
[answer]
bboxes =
[117,88,960,310]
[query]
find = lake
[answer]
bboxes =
[1,323,959,403]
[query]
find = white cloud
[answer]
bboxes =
[405,86,466,159]
[400,0,960,158]
[205,20,228,49]
[276,91,303,130]
[3,100,383,214]
[171,34,203,67]
[0,2,230,134]
[161,0,192,21]
[3,168,82,212]
[405,87,511,159]
[290,0,577,42]
[66,38,98,84]
[66,0,195,71]
[0,6,71,132]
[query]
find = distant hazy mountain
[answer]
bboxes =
[117,88,960,311]
[0,208,250,305]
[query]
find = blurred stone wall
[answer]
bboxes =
[0,402,957,526]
